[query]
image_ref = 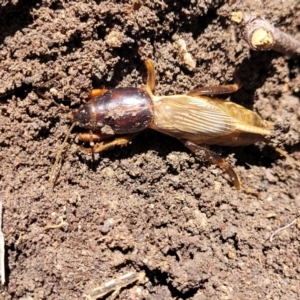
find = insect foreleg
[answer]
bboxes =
[142,59,156,94]
[79,133,139,154]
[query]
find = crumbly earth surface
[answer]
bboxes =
[0,0,300,299]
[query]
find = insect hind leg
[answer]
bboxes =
[183,140,241,190]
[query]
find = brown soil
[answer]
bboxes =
[1,0,300,299]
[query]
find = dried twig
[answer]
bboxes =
[84,271,145,300]
[231,11,300,57]
[269,218,298,242]
[44,212,69,230]
[0,201,5,284]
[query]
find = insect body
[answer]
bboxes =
[51,59,276,190]
[72,87,153,135]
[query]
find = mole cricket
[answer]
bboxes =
[50,59,297,190]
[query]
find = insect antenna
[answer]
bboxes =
[49,122,76,186]
[51,98,72,112]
